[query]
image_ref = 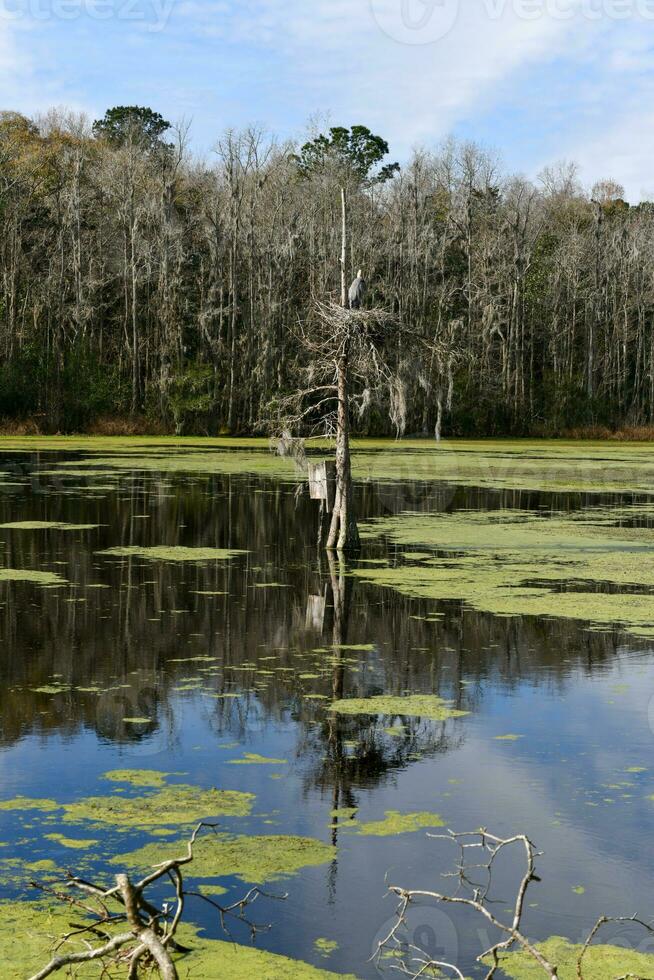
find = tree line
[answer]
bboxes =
[1,105,653,437]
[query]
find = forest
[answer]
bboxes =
[1,104,653,438]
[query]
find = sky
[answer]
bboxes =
[2,0,654,200]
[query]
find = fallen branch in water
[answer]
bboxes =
[576,915,654,980]
[374,828,557,980]
[374,827,654,980]
[28,821,286,979]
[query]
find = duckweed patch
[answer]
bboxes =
[0,900,88,978]
[117,833,335,883]
[354,811,445,837]
[198,883,228,896]
[30,684,70,695]
[0,797,61,812]
[44,833,98,849]
[173,927,358,979]
[0,900,357,979]
[0,521,98,531]
[0,858,59,892]
[0,569,67,585]
[315,938,339,956]
[492,936,654,979]
[98,545,246,562]
[61,784,254,826]
[22,436,654,496]
[102,769,170,788]
[330,695,469,722]
[354,508,654,638]
[330,808,358,819]
[228,753,288,765]
[49,443,304,481]
[353,440,654,496]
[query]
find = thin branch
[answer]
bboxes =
[29,821,285,979]
[376,829,558,980]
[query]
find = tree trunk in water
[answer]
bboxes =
[326,353,360,552]
[326,186,360,553]
[435,392,443,442]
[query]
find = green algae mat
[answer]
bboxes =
[0,779,254,827]
[330,694,468,722]
[117,832,335,882]
[0,900,359,979]
[0,569,67,585]
[0,769,334,888]
[98,545,246,562]
[492,936,654,979]
[4,435,654,495]
[354,506,654,639]
[0,520,99,530]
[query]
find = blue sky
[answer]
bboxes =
[3,0,654,199]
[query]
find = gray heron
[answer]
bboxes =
[348,270,366,310]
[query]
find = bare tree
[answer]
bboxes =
[3,110,654,437]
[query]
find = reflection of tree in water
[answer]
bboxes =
[94,669,171,746]
[306,555,463,822]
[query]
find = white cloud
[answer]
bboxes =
[566,101,654,202]
[178,1,602,147]
[0,14,39,109]
[541,23,654,201]
[193,0,653,198]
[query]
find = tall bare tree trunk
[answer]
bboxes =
[340,186,347,308]
[327,186,360,553]
[131,217,139,416]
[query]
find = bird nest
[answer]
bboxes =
[314,300,394,335]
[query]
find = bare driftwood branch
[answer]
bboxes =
[576,915,654,980]
[375,828,558,980]
[28,821,285,979]
[375,826,654,980]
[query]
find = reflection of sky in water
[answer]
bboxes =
[0,447,653,976]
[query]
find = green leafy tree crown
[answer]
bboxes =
[92,106,171,151]
[293,125,400,185]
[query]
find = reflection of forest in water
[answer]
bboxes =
[5,451,654,978]
[0,458,638,777]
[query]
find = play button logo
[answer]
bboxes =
[370,0,461,44]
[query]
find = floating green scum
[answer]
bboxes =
[354,506,654,638]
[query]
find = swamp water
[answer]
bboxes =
[1,438,654,977]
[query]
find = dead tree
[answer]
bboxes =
[273,301,456,550]
[277,126,401,550]
[274,302,395,550]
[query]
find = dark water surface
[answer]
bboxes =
[1,443,654,977]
